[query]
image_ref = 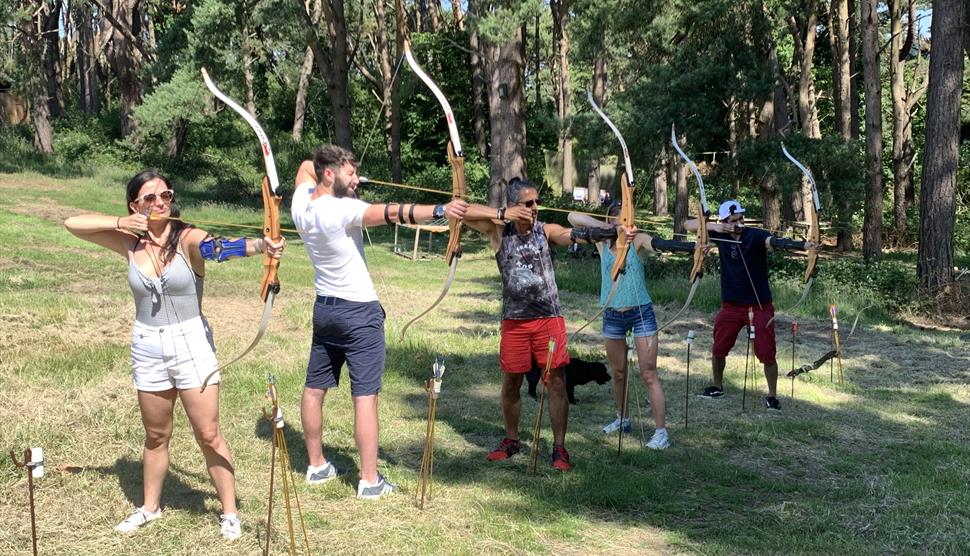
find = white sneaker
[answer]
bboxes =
[306,461,337,484]
[115,506,162,533]
[601,416,633,434]
[220,513,241,540]
[645,430,670,450]
[356,474,397,500]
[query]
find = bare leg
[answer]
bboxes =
[500,373,524,440]
[604,338,628,417]
[301,387,328,468]
[136,389,177,513]
[712,355,726,389]
[353,394,380,484]
[764,363,778,397]
[546,366,568,446]
[180,384,237,515]
[635,335,666,429]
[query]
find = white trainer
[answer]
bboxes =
[115,506,162,533]
[645,429,670,450]
[220,513,241,540]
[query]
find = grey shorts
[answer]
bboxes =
[307,296,386,396]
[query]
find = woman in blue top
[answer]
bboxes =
[569,205,694,449]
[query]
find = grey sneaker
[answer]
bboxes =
[698,386,724,398]
[601,416,633,434]
[356,474,397,500]
[306,461,337,484]
[645,430,670,450]
[115,506,161,533]
[219,513,241,540]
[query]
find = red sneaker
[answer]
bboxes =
[486,438,522,461]
[551,446,572,471]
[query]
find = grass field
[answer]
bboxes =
[1,170,968,555]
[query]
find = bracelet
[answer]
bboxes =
[498,207,506,221]
[384,204,393,225]
[116,217,121,230]
[397,203,405,224]
[408,204,416,225]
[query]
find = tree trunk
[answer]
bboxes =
[300,0,354,149]
[728,96,740,197]
[672,156,687,240]
[31,89,54,154]
[468,0,488,157]
[485,29,528,207]
[164,117,187,158]
[106,0,143,137]
[242,18,257,116]
[848,0,861,139]
[452,0,464,31]
[653,147,668,216]
[588,56,607,203]
[551,0,573,196]
[860,0,883,260]
[42,1,62,117]
[830,0,852,139]
[292,47,314,142]
[376,0,401,181]
[789,8,821,138]
[889,0,924,243]
[917,0,966,292]
[76,2,101,114]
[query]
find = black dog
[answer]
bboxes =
[526,358,611,405]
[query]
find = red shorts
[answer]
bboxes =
[712,302,777,365]
[499,317,570,373]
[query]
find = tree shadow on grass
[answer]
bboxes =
[381,323,970,554]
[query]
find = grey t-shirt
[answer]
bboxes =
[495,221,563,320]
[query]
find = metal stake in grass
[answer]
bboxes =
[684,330,695,429]
[528,337,556,475]
[742,308,755,413]
[618,332,635,454]
[417,357,446,510]
[791,321,798,400]
[10,447,43,556]
[262,374,310,556]
[829,305,845,384]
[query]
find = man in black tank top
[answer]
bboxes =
[463,178,634,471]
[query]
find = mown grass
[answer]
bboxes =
[1,171,968,555]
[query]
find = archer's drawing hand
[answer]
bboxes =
[505,205,534,225]
[119,213,148,234]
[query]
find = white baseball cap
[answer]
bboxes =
[718,200,745,221]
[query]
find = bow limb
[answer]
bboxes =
[199,68,283,392]
[570,93,635,341]
[657,126,711,333]
[767,144,821,327]
[398,47,467,341]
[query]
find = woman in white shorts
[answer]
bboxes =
[64,170,284,540]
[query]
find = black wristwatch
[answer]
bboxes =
[432,204,445,219]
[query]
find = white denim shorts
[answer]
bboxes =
[131,316,219,391]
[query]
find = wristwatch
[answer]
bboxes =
[432,204,445,219]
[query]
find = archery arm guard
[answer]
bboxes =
[570,226,618,244]
[199,237,248,262]
[650,236,695,254]
[769,236,807,251]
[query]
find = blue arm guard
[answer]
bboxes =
[199,237,248,262]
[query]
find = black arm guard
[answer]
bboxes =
[769,236,807,251]
[650,236,695,253]
[570,226,619,243]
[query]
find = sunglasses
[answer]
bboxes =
[134,190,175,204]
[518,199,539,208]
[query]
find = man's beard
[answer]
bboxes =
[332,178,355,199]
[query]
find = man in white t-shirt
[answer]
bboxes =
[291,144,467,500]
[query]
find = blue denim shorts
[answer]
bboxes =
[602,304,658,340]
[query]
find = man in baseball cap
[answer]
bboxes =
[685,199,819,411]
